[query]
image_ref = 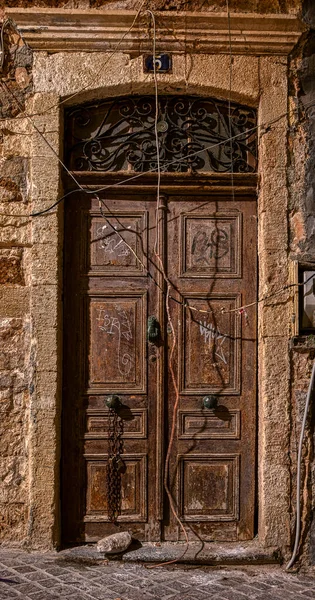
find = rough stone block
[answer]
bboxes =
[31,243,60,285]
[31,130,60,160]
[0,157,29,203]
[97,531,132,554]
[258,251,288,291]
[259,302,291,338]
[259,57,288,121]
[258,336,290,420]
[15,66,31,90]
[0,287,30,317]
[33,325,58,372]
[31,211,61,245]
[31,285,60,329]
[0,248,24,285]
[30,156,60,201]
[0,502,27,541]
[0,317,26,371]
[258,211,288,251]
[180,54,259,105]
[33,52,131,97]
[0,215,31,246]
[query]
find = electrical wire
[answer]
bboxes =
[29,96,315,215]
[2,80,315,319]
[145,9,190,568]
[1,8,315,320]
[286,360,315,571]
[0,2,146,120]
[4,8,315,560]
[2,5,315,562]
[226,0,235,204]
[1,98,314,316]
[2,72,315,221]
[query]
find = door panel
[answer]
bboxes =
[178,454,240,521]
[166,196,256,541]
[62,191,256,544]
[87,293,147,392]
[180,212,242,278]
[179,294,241,394]
[85,211,148,277]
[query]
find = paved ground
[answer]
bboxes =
[0,548,315,600]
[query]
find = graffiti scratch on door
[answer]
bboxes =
[198,319,227,365]
[97,306,133,376]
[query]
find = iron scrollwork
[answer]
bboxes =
[65,95,257,174]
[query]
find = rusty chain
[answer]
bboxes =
[107,408,124,523]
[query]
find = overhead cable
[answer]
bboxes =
[145,9,190,569]
[0,2,146,118]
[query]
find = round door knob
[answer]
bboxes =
[105,395,121,410]
[203,395,218,409]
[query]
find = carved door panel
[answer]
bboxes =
[62,193,164,543]
[62,191,256,544]
[166,195,257,541]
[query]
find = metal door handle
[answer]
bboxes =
[147,316,160,344]
[105,395,121,410]
[203,395,218,409]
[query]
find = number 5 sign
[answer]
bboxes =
[144,53,172,73]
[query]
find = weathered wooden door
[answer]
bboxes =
[62,189,257,544]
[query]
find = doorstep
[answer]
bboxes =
[60,540,282,566]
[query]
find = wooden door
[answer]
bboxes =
[62,190,256,544]
[62,193,163,543]
[165,195,256,541]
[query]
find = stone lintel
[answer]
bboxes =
[5,9,306,56]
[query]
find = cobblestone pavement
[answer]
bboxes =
[0,548,315,600]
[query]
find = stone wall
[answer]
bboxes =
[287,2,315,563]
[0,316,32,543]
[0,17,33,545]
[2,0,315,563]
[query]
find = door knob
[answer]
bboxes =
[105,395,121,410]
[203,395,218,409]
[147,316,160,343]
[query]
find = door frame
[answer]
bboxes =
[28,65,291,552]
[61,179,258,545]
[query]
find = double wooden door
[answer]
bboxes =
[62,189,257,544]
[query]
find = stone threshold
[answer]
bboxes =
[60,540,282,566]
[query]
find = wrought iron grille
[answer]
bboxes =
[65,96,257,173]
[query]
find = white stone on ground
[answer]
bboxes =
[96,531,132,554]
